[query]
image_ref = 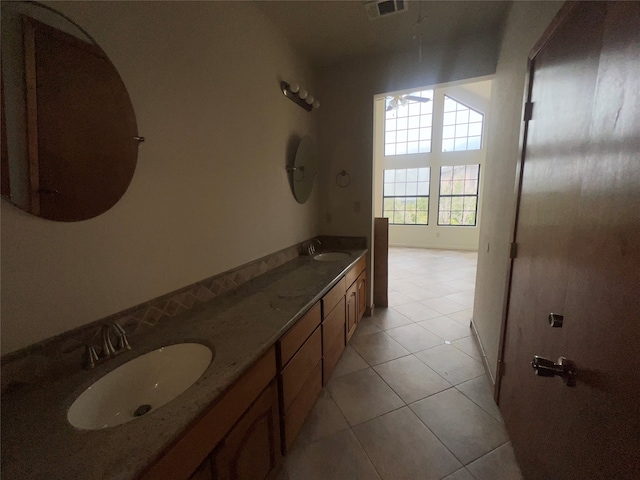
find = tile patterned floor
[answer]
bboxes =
[280,247,523,480]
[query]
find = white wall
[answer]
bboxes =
[473,1,564,382]
[0,1,319,354]
[373,79,492,251]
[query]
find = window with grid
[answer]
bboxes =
[442,96,483,152]
[438,165,480,226]
[383,168,430,225]
[384,90,434,156]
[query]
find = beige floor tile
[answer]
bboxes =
[388,291,415,307]
[327,368,404,426]
[353,407,461,480]
[447,309,474,326]
[406,274,442,289]
[421,297,469,315]
[285,429,381,480]
[434,269,474,282]
[388,267,417,279]
[370,308,414,330]
[294,390,350,446]
[393,302,442,321]
[417,270,456,282]
[419,316,472,342]
[350,331,410,365]
[443,468,476,480]
[466,442,523,480]
[373,355,451,404]
[352,317,382,338]
[422,282,462,295]
[411,389,509,464]
[452,335,482,361]
[415,344,484,385]
[443,291,475,308]
[455,376,503,423]
[399,285,443,301]
[388,278,420,292]
[384,323,444,352]
[331,345,369,379]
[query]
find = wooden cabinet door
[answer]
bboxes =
[356,271,366,322]
[345,283,357,342]
[213,382,282,480]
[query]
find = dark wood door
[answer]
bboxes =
[498,3,640,479]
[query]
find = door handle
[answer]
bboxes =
[531,355,576,386]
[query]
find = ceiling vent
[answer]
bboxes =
[365,0,408,20]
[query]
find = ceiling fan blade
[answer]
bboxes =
[403,95,431,103]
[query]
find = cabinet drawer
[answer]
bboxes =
[323,328,345,385]
[345,256,366,287]
[281,327,321,411]
[322,296,345,347]
[283,361,322,453]
[322,277,346,318]
[278,302,321,367]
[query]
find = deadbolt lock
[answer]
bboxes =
[548,313,564,327]
[531,355,576,387]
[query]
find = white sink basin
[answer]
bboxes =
[67,343,213,430]
[313,252,351,262]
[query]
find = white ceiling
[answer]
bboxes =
[255,1,513,69]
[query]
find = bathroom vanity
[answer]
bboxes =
[1,249,367,480]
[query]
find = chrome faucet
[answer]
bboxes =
[83,321,131,369]
[307,239,322,256]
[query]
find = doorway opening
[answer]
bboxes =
[373,77,492,251]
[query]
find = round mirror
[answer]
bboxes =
[1,2,140,221]
[290,136,317,204]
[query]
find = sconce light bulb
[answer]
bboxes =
[305,95,314,105]
[289,82,299,93]
[313,100,320,109]
[298,89,308,100]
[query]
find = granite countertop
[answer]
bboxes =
[1,249,366,480]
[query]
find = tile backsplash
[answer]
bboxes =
[1,236,366,391]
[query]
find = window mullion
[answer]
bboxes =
[430,89,446,155]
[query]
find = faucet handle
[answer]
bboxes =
[112,322,131,351]
[101,324,117,357]
[82,345,99,370]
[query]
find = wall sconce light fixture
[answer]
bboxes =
[281,81,320,112]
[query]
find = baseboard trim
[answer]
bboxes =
[388,243,479,252]
[470,319,496,386]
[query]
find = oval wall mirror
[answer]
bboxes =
[290,136,317,204]
[1,1,140,222]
